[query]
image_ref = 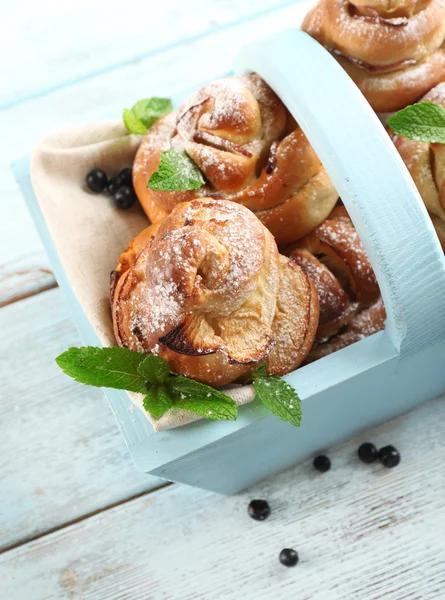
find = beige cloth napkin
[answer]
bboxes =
[31,121,256,432]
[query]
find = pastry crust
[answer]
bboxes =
[306,298,386,362]
[288,208,380,341]
[111,198,319,386]
[390,82,445,249]
[134,74,338,244]
[302,0,445,112]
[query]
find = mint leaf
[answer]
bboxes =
[143,385,172,418]
[169,376,238,421]
[148,150,205,192]
[123,97,173,135]
[123,108,147,135]
[55,346,147,394]
[132,98,173,129]
[388,102,445,143]
[137,355,170,384]
[252,369,302,427]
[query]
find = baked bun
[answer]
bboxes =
[288,207,380,341]
[390,82,445,249]
[133,74,338,244]
[306,298,386,362]
[302,0,445,112]
[111,198,319,386]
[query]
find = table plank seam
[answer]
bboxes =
[0,270,57,308]
[0,482,172,556]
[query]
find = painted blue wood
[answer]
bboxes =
[12,30,445,495]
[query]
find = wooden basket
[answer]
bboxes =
[13,29,445,494]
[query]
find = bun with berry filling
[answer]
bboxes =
[111,198,319,387]
[133,73,338,245]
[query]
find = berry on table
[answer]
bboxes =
[358,442,378,464]
[379,445,401,468]
[248,499,270,521]
[119,167,133,185]
[313,455,330,472]
[113,185,137,210]
[279,548,299,567]
[86,169,108,193]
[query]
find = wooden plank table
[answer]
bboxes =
[1,2,445,598]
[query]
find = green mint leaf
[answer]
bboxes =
[132,97,173,129]
[55,346,148,394]
[388,102,445,143]
[123,97,173,135]
[143,385,172,418]
[169,376,238,421]
[137,355,170,384]
[123,108,148,135]
[252,370,302,427]
[148,150,205,192]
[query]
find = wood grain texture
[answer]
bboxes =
[0,0,295,108]
[0,288,162,551]
[1,396,444,599]
[1,2,308,304]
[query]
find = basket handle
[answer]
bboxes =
[237,29,445,356]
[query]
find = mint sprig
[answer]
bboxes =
[56,346,237,422]
[388,101,445,143]
[148,150,205,192]
[123,97,173,135]
[56,347,304,427]
[252,366,302,427]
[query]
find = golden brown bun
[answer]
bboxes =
[306,298,386,362]
[288,211,380,341]
[390,82,445,249]
[111,198,319,386]
[302,0,445,112]
[134,74,338,244]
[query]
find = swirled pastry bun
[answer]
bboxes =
[302,0,445,112]
[390,82,445,249]
[289,207,380,341]
[306,298,386,362]
[111,199,319,386]
[134,74,338,244]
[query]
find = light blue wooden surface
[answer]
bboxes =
[2,1,445,598]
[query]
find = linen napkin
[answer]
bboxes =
[31,121,255,432]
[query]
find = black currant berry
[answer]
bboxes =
[113,186,137,210]
[313,455,331,473]
[379,445,401,468]
[248,499,270,521]
[279,549,299,567]
[86,169,108,193]
[358,442,378,464]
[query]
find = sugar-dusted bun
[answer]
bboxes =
[288,208,380,341]
[302,0,445,112]
[306,298,386,362]
[111,198,319,386]
[134,74,338,244]
[390,82,445,249]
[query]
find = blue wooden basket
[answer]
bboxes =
[13,30,445,494]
